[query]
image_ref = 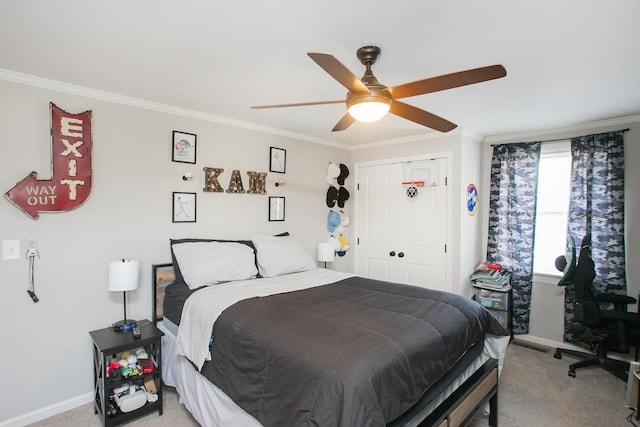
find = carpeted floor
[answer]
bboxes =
[467,341,634,427]
[29,341,636,426]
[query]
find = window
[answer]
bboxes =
[533,141,572,275]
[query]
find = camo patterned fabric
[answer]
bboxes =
[564,130,626,343]
[486,142,541,334]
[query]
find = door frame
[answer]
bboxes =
[353,151,453,292]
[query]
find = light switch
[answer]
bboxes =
[3,240,20,260]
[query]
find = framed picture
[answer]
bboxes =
[152,263,175,325]
[269,147,286,173]
[269,196,285,221]
[172,192,196,222]
[172,130,197,164]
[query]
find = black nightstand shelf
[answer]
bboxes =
[89,319,164,426]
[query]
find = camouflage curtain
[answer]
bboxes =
[563,131,626,342]
[486,142,541,334]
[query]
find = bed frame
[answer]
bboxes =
[152,263,500,427]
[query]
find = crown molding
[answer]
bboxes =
[348,128,465,151]
[483,114,640,144]
[0,68,346,149]
[4,68,637,152]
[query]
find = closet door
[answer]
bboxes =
[356,158,448,292]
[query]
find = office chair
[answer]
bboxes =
[553,234,638,381]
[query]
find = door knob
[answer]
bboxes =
[389,251,396,257]
[398,252,405,258]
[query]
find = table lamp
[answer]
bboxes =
[108,259,139,331]
[316,242,335,268]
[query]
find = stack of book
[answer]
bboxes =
[470,268,511,291]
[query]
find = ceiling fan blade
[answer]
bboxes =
[390,101,457,132]
[251,99,344,109]
[308,52,370,95]
[331,113,356,132]
[389,65,507,99]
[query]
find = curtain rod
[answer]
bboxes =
[491,128,630,146]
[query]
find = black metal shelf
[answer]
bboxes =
[89,319,164,426]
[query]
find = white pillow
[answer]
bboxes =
[251,234,316,278]
[171,241,258,289]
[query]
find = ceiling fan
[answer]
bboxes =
[252,46,506,133]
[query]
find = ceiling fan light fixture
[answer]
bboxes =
[254,46,506,132]
[347,96,391,123]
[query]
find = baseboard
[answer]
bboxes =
[515,333,637,363]
[0,392,93,427]
[513,334,582,352]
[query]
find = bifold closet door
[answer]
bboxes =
[356,159,448,292]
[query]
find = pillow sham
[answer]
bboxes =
[251,234,316,278]
[171,241,258,289]
[170,238,255,285]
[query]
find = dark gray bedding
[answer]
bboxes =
[200,276,507,427]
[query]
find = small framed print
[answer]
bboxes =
[152,263,175,325]
[172,192,196,223]
[172,130,197,164]
[269,196,285,221]
[269,147,286,174]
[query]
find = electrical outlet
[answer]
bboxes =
[2,240,20,260]
[28,239,37,256]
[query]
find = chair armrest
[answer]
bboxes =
[596,293,636,311]
[601,310,640,324]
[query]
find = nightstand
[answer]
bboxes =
[89,319,164,426]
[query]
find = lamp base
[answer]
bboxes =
[111,319,137,332]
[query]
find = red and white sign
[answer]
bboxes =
[5,103,93,219]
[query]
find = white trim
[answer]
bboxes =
[0,67,468,152]
[540,140,570,155]
[0,392,92,427]
[348,129,462,151]
[353,150,454,169]
[515,334,635,363]
[533,273,563,286]
[0,68,343,149]
[484,114,640,144]
[3,67,637,152]
[515,334,580,352]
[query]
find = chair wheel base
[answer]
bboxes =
[554,346,630,381]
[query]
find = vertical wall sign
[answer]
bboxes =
[5,103,93,219]
[466,183,478,216]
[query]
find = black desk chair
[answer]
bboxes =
[553,234,638,381]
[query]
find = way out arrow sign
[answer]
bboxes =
[5,103,93,219]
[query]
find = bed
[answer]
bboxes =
[153,234,510,427]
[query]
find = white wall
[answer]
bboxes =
[458,133,484,296]
[481,118,640,347]
[0,79,350,424]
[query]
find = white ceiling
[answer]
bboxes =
[1,0,639,147]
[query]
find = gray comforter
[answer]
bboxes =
[201,276,506,427]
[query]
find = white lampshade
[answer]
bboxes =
[316,243,335,263]
[108,260,139,292]
[348,100,390,123]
